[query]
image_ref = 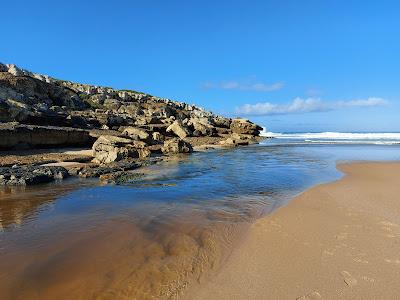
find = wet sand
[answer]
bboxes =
[191,162,400,299]
[0,180,259,300]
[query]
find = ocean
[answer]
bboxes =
[1,133,400,298]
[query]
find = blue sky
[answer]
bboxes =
[1,0,399,132]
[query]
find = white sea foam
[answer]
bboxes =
[260,128,400,145]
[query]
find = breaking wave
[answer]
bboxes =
[260,128,400,145]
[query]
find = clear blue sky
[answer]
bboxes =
[2,0,399,132]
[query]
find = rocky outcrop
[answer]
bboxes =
[161,138,193,154]
[189,117,217,137]
[0,62,264,184]
[230,118,262,135]
[0,63,262,140]
[92,135,151,164]
[121,126,151,142]
[166,120,191,139]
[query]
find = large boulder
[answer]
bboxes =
[161,138,193,154]
[166,120,191,139]
[190,118,217,137]
[230,118,262,135]
[92,135,150,164]
[122,126,150,141]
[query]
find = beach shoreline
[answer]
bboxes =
[189,162,400,299]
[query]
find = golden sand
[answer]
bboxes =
[190,162,400,299]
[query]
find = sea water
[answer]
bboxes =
[1,136,400,299]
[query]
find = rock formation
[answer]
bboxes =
[0,62,263,185]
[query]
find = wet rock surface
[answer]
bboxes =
[0,165,68,185]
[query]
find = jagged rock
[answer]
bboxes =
[92,135,150,164]
[230,118,262,135]
[152,132,164,143]
[0,63,8,72]
[6,64,24,77]
[161,138,193,154]
[190,118,217,136]
[166,120,191,139]
[122,127,150,141]
[0,165,68,185]
[212,116,231,128]
[0,71,85,109]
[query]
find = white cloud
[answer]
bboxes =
[236,97,389,116]
[202,80,284,92]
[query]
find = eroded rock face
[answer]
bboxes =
[0,72,84,110]
[161,138,193,154]
[0,123,94,149]
[0,62,262,141]
[212,116,231,128]
[230,118,262,135]
[166,120,191,139]
[122,126,150,141]
[92,135,150,164]
[190,118,217,137]
[0,62,264,174]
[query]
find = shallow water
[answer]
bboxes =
[1,141,400,299]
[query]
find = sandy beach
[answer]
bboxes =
[190,162,400,299]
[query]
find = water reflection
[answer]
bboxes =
[0,179,98,230]
[1,143,400,299]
